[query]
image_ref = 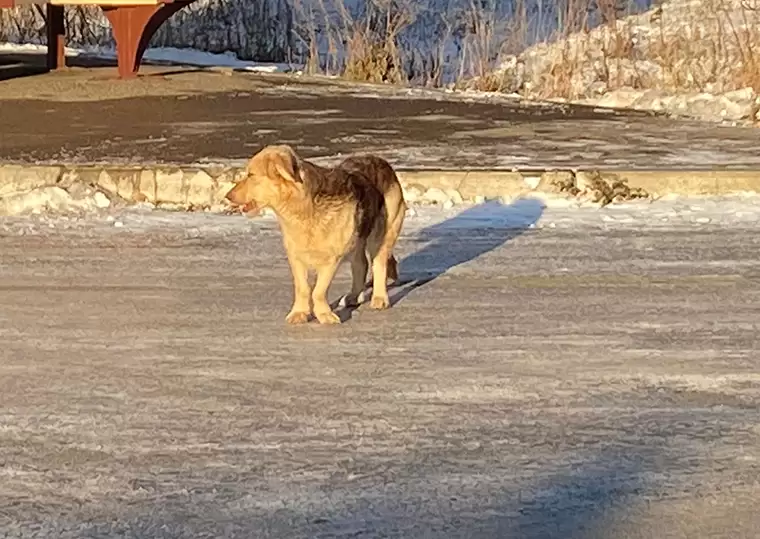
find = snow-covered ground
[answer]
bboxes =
[0,42,296,73]
[404,195,760,231]
[3,195,759,238]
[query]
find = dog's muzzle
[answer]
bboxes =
[224,186,258,214]
[241,201,259,214]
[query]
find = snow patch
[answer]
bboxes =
[400,195,760,233]
[0,42,295,73]
[3,195,760,249]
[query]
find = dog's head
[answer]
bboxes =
[225,145,304,213]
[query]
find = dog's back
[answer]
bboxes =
[337,155,407,220]
[337,155,402,196]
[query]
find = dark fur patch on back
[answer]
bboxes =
[299,155,397,240]
[337,155,399,195]
[299,156,397,199]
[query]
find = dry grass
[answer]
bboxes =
[286,0,760,100]
[517,0,760,99]
[291,0,415,84]
[546,170,651,206]
[286,0,658,93]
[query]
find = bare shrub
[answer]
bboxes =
[343,0,415,83]
[291,0,416,84]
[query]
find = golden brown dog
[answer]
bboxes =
[225,145,406,324]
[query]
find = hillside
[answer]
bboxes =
[471,0,760,124]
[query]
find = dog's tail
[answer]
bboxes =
[382,165,405,285]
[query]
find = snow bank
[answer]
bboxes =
[0,42,294,73]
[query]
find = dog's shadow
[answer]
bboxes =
[335,198,545,320]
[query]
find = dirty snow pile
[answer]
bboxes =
[0,42,292,73]
[0,183,114,216]
[405,195,760,231]
[401,172,650,211]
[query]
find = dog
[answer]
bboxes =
[225,145,406,324]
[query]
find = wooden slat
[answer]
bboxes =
[0,0,50,6]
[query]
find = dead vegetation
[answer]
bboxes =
[290,0,416,84]
[287,0,760,100]
[292,0,760,103]
[542,170,651,206]
[2,0,758,105]
[491,0,760,100]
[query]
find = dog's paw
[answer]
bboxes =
[285,311,310,325]
[315,310,341,325]
[369,295,390,310]
[340,291,365,308]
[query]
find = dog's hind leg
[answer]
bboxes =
[368,201,406,310]
[312,258,342,324]
[345,242,369,307]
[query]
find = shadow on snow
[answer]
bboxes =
[390,197,546,305]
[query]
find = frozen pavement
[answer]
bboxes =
[2,65,760,169]
[1,197,760,538]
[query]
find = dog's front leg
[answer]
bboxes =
[312,259,342,324]
[285,256,312,325]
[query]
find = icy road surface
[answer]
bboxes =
[1,197,760,538]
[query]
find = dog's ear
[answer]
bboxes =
[270,146,303,184]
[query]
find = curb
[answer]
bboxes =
[2,164,760,214]
[396,170,760,198]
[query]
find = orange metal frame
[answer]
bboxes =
[1,0,196,78]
